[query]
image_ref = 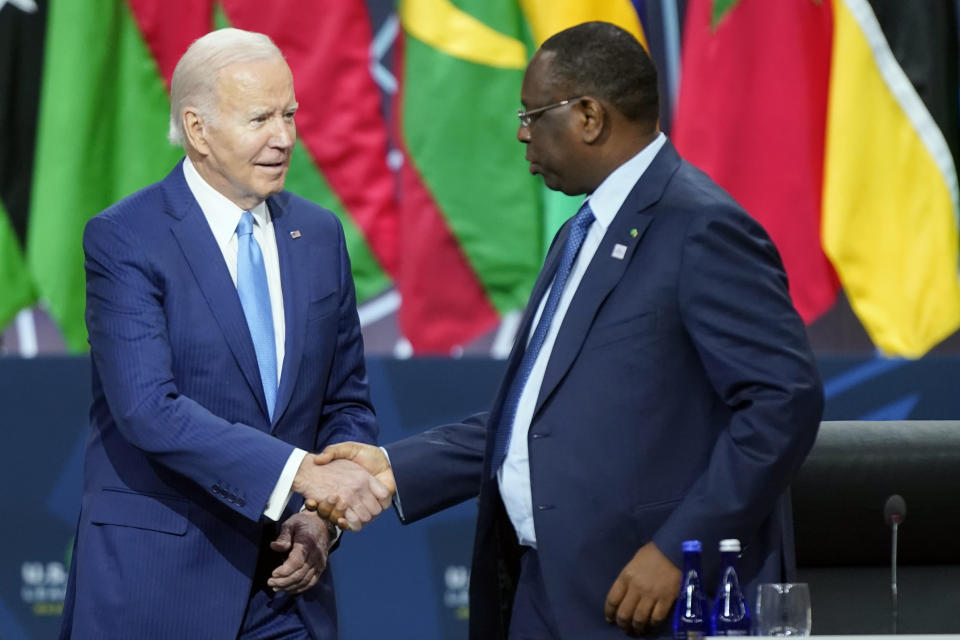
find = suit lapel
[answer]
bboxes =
[534,141,682,416]
[164,165,270,422]
[269,194,307,430]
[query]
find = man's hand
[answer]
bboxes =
[604,541,681,637]
[308,442,396,530]
[292,455,392,531]
[267,511,331,595]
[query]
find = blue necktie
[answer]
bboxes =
[236,211,277,420]
[491,201,595,475]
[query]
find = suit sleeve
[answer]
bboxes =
[314,217,378,451]
[385,412,488,524]
[651,208,824,567]
[84,214,294,522]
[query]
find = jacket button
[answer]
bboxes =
[212,484,222,495]
[237,498,246,507]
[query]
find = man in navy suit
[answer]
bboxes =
[317,21,823,639]
[61,29,392,639]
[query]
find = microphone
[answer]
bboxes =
[884,494,906,525]
[884,494,906,634]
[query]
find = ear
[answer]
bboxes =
[182,108,209,155]
[578,97,606,144]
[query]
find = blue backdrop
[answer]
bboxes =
[0,355,957,639]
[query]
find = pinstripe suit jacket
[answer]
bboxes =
[60,161,377,639]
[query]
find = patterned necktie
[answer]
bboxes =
[491,201,595,475]
[236,211,277,420]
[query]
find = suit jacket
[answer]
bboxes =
[386,141,824,639]
[61,161,377,639]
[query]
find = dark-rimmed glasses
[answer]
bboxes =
[517,97,583,128]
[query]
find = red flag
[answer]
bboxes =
[673,0,838,322]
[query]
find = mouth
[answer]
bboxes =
[256,159,288,173]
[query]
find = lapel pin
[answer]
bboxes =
[629,228,638,238]
[289,230,302,239]
[611,243,627,260]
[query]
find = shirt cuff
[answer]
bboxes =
[329,522,343,546]
[263,448,308,521]
[380,446,404,521]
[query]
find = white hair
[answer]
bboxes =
[168,28,284,146]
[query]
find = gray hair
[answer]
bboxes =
[168,28,284,146]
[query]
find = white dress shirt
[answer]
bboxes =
[182,157,306,521]
[498,133,667,547]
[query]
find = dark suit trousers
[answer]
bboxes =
[238,530,311,640]
[509,548,562,640]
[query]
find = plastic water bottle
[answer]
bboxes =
[711,538,751,635]
[673,540,708,640]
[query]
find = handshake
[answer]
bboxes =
[291,442,395,532]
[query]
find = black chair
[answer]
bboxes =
[791,420,960,634]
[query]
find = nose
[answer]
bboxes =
[517,123,531,143]
[270,117,295,149]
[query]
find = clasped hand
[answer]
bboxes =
[267,511,332,595]
[292,450,395,531]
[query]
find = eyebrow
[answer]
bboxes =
[246,104,298,118]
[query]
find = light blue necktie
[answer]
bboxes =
[236,211,277,420]
[491,201,595,475]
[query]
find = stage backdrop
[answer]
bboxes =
[1,354,958,639]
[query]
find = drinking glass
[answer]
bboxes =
[753,582,811,636]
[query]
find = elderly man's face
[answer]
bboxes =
[200,56,297,210]
[517,51,586,196]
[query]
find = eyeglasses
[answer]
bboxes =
[517,97,582,128]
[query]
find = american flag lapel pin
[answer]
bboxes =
[289,230,302,239]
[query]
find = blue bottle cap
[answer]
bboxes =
[682,540,702,552]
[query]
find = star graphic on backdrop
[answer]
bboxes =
[0,0,38,13]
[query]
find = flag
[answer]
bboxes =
[673,0,960,357]
[397,0,646,352]
[24,0,395,351]
[0,1,44,331]
[26,0,182,350]
[673,0,839,324]
[17,0,655,354]
[821,0,960,357]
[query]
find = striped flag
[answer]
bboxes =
[822,0,960,357]
[674,0,960,357]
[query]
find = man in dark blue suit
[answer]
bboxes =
[61,29,392,639]
[318,21,823,639]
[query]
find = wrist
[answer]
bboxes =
[292,453,315,494]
